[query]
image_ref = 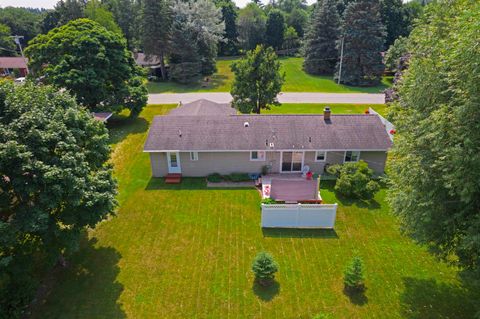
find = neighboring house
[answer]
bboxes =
[133,52,162,77]
[0,57,28,77]
[144,100,392,177]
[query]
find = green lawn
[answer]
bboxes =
[32,104,478,318]
[265,103,387,117]
[147,57,392,94]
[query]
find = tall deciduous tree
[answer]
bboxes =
[25,19,147,117]
[230,45,285,114]
[141,0,172,80]
[303,0,340,75]
[335,0,385,86]
[237,3,266,51]
[265,9,285,50]
[388,0,480,275]
[286,7,308,37]
[0,81,117,317]
[0,7,43,43]
[85,0,122,34]
[0,23,16,57]
[283,26,299,56]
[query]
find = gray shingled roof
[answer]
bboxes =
[168,99,237,116]
[144,113,392,151]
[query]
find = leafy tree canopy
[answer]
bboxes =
[387,0,480,275]
[231,45,284,114]
[25,19,147,117]
[0,7,43,44]
[237,3,266,51]
[85,0,122,34]
[384,36,408,71]
[0,81,117,317]
[0,23,16,57]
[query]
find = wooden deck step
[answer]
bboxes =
[165,173,182,184]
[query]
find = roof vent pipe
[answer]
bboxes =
[324,106,331,121]
[244,122,249,127]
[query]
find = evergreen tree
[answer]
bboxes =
[252,251,279,286]
[169,0,224,82]
[303,0,340,75]
[286,7,307,37]
[380,0,408,48]
[265,9,285,50]
[102,0,137,48]
[217,0,239,56]
[231,45,284,114]
[335,0,385,86]
[344,256,365,291]
[141,0,172,80]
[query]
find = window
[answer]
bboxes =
[250,151,266,161]
[315,151,326,162]
[190,152,198,161]
[344,151,360,162]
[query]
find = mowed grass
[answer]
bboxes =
[32,104,479,318]
[147,57,391,94]
[265,103,388,117]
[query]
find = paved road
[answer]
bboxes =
[148,92,385,105]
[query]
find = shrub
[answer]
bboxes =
[207,173,222,183]
[344,256,365,292]
[252,251,279,286]
[327,161,380,200]
[229,172,251,182]
[261,198,276,204]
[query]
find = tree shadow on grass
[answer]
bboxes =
[400,277,480,319]
[107,114,149,145]
[252,280,280,302]
[262,228,339,239]
[343,286,368,306]
[31,236,125,319]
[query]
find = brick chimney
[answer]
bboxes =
[324,106,331,121]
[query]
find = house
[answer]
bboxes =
[133,52,162,77]
[143,100,392,178]
[0,57,28,77]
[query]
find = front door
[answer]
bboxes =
[281,151,303,172]
[167,152,181,174]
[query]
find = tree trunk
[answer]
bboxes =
[159,52,167,81]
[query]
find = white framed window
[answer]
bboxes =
[190,152,198,161]
[344,151,360,163]
[315,151,326,162]
[250,151,266,161]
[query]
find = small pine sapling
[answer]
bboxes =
[252,251,279,286]
[344,256,365,292]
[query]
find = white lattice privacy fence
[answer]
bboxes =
[261,204,338,229]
